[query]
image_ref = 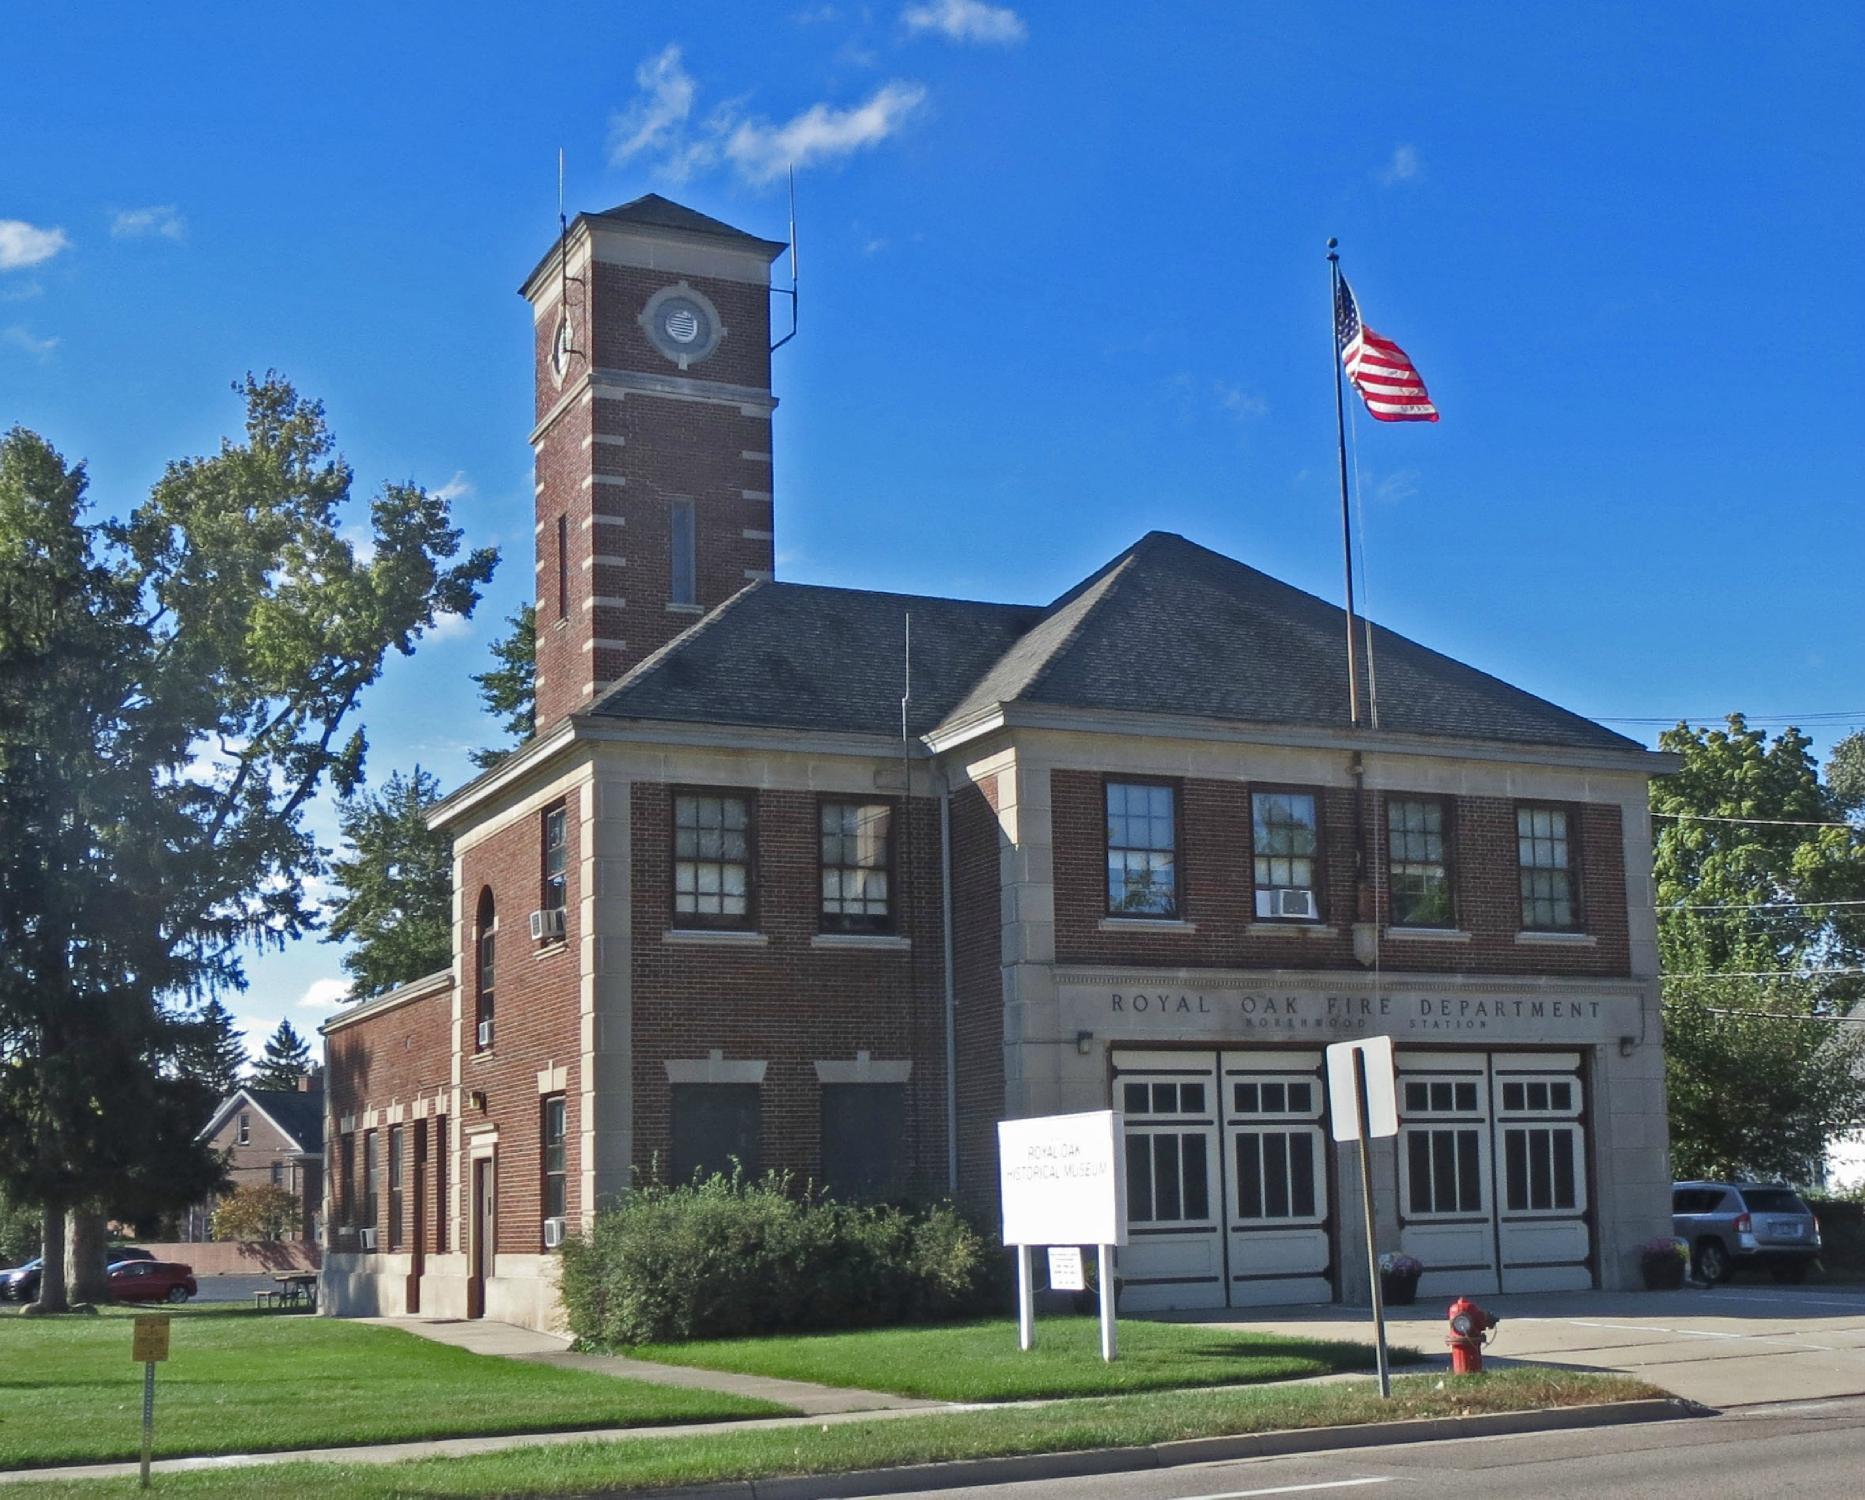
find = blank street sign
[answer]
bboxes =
[1326,1036,1399,1141]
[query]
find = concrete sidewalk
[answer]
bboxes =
[1169,1283,1865,1407]
[362,1315,943,1415]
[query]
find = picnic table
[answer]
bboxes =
[255,1272,319,1311]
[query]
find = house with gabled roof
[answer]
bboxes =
[320,194,1676,1330]
[189,1083,325,1243]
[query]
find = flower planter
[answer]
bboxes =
[1380,1271,1421,1306]
[1641,1258,1687,1291]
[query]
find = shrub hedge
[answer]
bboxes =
[559,1172,1005,1345]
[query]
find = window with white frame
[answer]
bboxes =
[673,792,753,927]
[1387,797,1452,927]
[1517,804,1579,930]
[1252,790,1321,919]
[1105,780,1178,917]
[819,800,893,932]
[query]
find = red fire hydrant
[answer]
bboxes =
[1446,1296,1499,1375]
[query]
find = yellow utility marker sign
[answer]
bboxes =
[132,1314,171,1487]
[132,1315,170,1363]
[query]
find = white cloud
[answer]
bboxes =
[428,610,474,641]
[111,204,187,241]
[432,469,473,502]
[725,81,928,185]
[1379,145,1421,186]
[0,219,69,271]
[0,280,42,302]
[902,0,1026,44]
[297,977,352,1011]
[608,45,701,169]
[1214,382,1268,421]
[609,47,927,187]
[3,325,58,357]
[1371,466,1421,503]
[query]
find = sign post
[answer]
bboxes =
[998,1110,1127,1361]
[131,1314,170,1488]
[1326,1036,1398,1398]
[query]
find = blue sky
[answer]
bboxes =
[4,1,1861,1056]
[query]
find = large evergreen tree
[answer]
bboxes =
[252,1019,311,1089]
[1654,715,1865,1180]
[0,380,495,1311]
[178,998,248,1097]
[325,766,452,998]
[470,603,535,769]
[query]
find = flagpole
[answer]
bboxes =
[1327,238,1362,729]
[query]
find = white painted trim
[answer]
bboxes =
[1385,926,1474,943]
[537,1064,568,1094]
[741,528,774,541]
[1516,930,1600,947]
[740,489,772,502]
[585,553,627,568]
[1097,917,1197,934]
[665,1050,767,1085]
[583,596,628,611]
[663,929,769,946]
[1244,922,1338,939]
[814,1052,912,1085]
[810,932,912,951]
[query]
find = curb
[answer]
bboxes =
[593,1398,1703,1500]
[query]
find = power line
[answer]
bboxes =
[1662,1005,1865,1025]
[1594,712,1865,725]
[1661,968,1865,980]
[1652,811,1859,830]
[1665,898,1865,912]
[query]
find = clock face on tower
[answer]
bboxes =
[640,283,725,371]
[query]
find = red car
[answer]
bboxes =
[107,1259,197,1304]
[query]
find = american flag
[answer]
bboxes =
[1334,274,1438,423]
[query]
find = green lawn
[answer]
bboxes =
[0,1305,784,1469]
[623,1315,1419,1401]
[4,1369,1666,1498]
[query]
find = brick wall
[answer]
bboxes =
[629,785,950,1193]
[950,778,1005,1211]
[1051,770,1630,977]
[325,982,454,1255]
[531,258,776,733]
[458,788,584,1254]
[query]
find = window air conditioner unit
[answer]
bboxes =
[530,907,566,941]
[543,1216,567,1249]
[1275,888,1319,920]
[477,1019,494,1050]
[358,1227,377,1251]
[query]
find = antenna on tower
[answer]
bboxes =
[771,164,800,352]
[554,148,583,366]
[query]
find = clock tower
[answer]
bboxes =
[520,194,788,733]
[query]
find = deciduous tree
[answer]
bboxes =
[1654,715,1865,1180]
[210,1184,302,1241]
[0,379,494,1311]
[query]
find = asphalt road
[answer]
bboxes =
[866,1396,1865,1500]
[191,1274,294,1303]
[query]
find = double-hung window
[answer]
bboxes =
[1105,780,1178,917]
[1252,790,1321,920]
[1517,804,1579,930]
[819,800,893,932]
[673,791,753,927]
[542,804,568,918]
[387,1125,404,1250]
[1387,797,1453,927]
[541,1095,567,1237]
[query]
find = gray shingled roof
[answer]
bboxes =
[588,531,1641,754]
[593,583,1040,737]
[588,194,787,257]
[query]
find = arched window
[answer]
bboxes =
[474,889,496,1052]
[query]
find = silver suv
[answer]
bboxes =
[1672,1180,1822,1284]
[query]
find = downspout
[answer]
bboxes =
[941,787,959,1197]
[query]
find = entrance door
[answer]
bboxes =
[1396,1051,1592,1296]
[1491,1052,1589,1291]
[1396,1051,1498,1297]
[1111,1051,1224,1311]
[468,1156,494,1320]
[407,1122,426,1314]
[1220,1050,1332,1306]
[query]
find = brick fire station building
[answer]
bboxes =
[321,195,1675,1329]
